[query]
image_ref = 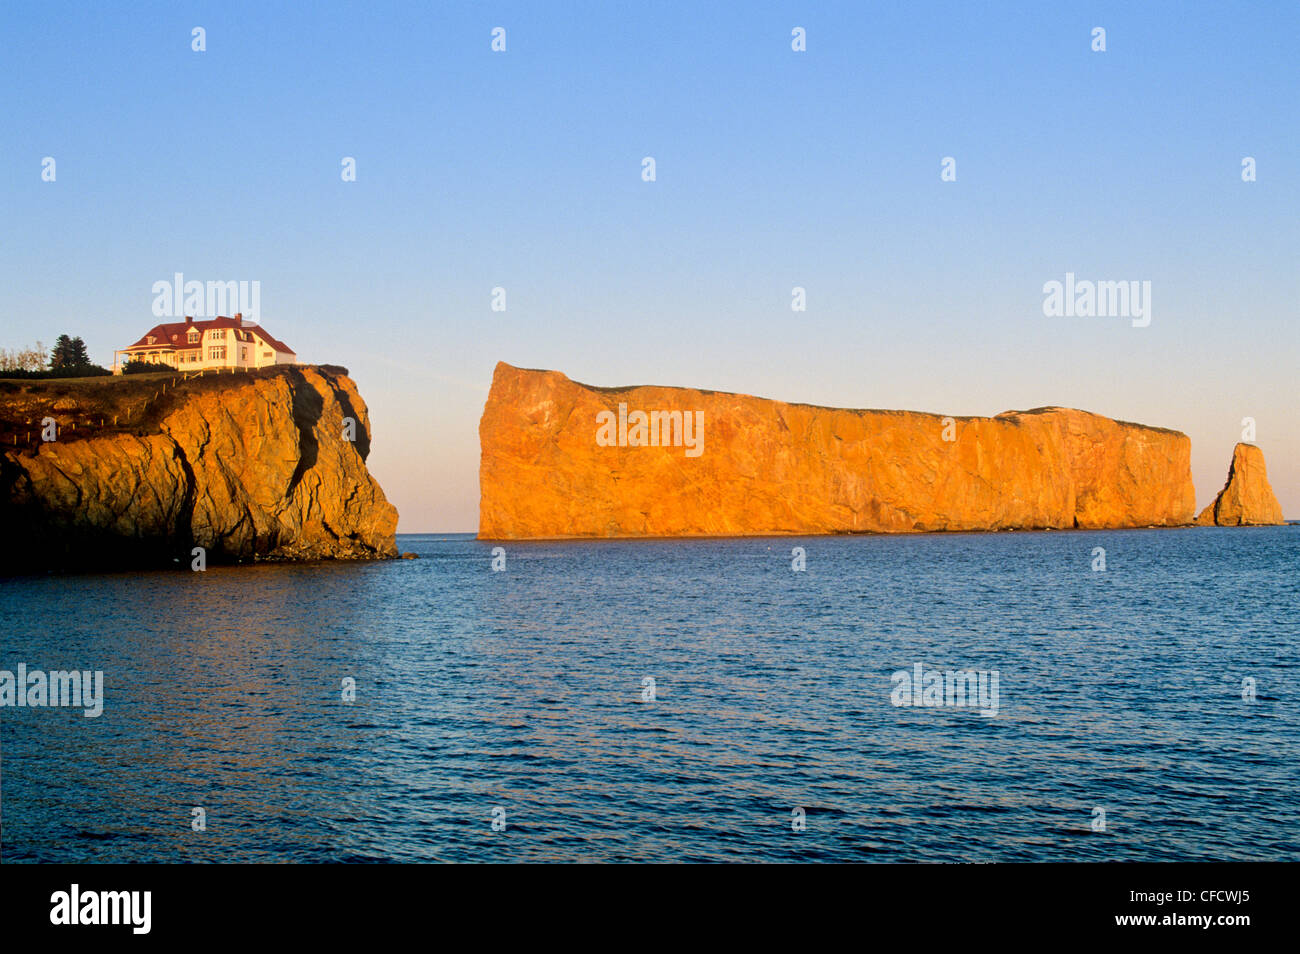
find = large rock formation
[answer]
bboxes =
[479,362,1197,538]
[0,365,398,570]
[1195,443,1285,526]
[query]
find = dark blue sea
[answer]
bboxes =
[2,527,1297,863]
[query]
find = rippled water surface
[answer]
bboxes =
[3,528,1298,862]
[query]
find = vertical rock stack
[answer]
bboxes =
[1196,442,1285,526]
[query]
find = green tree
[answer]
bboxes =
[50,334,75,369]
[70,336,90,368]
[49,334,92,370]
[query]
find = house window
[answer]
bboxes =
[209,329,226,340]
[240,347,248,362]
[188,331,200,343]
[208,346,226,361]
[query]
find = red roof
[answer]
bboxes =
[125,316,296,354]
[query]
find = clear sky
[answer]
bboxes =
[4,1,1297,530]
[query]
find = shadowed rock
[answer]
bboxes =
[0,365,398,570]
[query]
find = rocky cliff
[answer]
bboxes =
[479,362,1198,538]
[1195,443,1285,526]
[0,365,398,571]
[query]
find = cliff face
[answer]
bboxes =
[1195,443,1285,526]
[0,365,398,570]
[479,362,1197,538]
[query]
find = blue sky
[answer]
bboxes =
[4,1,1297,529]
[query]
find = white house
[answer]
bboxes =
[114,314,296,373]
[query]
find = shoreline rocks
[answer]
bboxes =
[0,365,398,571]
[1195,443,1285,526]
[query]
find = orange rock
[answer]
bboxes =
[1,366,398,568]
[1195,443,1285,526]
[478,362,1197,538]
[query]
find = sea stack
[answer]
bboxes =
[1195,443,1285,526]
[479,362,1198,538]
[0,365,398,570]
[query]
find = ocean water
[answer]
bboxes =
[2,527,1297,863]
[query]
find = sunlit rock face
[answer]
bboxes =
[0,366,398,569]
[1196,443,1285,526]
[479,362,1197,539]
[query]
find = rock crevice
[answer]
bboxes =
[0,365,398,570]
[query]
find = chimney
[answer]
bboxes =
[234,312,242,326]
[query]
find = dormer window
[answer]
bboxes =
[187,330,200,343]
[146,335,156,345]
